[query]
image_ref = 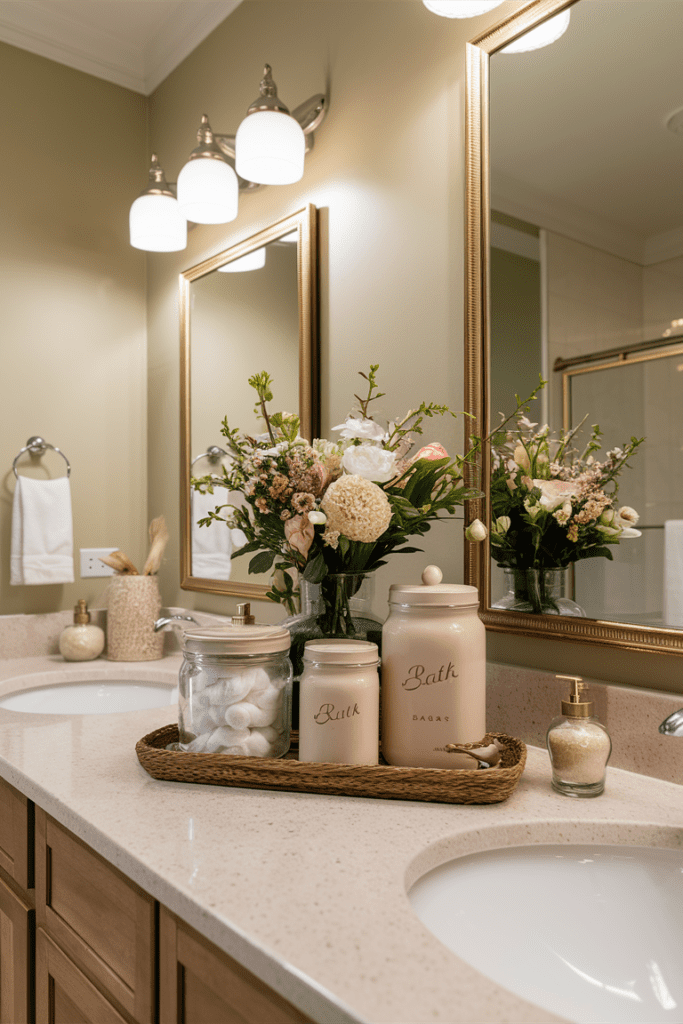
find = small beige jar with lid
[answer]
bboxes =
[59,599,105,662]
[546,675,612,797]
[298,639,380,765]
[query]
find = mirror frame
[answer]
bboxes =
[464,0,683,656]
[180,203,319,597]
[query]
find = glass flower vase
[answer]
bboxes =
[492,567,585,617]
[281,572,384,728]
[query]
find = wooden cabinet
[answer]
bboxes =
[159,907,312,1024]
[36,929,128,1024]
[0,875,34,1024]
[0,776,32,891]
[35,810,155,1024]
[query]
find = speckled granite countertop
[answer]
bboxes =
[0,655,682,1024]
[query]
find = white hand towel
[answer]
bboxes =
[191,487,235,581]
[664,520,683,627]
[11,476,75,585]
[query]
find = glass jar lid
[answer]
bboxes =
[182,624,290,655]
[303,639,379,665]
[389,565,479,607]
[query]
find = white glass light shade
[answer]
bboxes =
[235,110,305,185]
[218,247,266,272]
[129,193,187,252]
[501,9,571,52]
[176,157,238,224]
[423,1,505,18]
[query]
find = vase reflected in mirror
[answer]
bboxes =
[492,568,585,617]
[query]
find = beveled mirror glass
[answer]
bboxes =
[180,204,319,597]
[465,0,683,654]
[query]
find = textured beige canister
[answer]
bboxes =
[381,566,486,768]
[106,576,164,661]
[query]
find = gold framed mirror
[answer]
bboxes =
[464,0,683,655]
[180,204,319,597]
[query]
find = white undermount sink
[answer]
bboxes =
[0,679,178,715]
[408,843,683,1024]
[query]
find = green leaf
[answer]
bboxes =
[248,550,276,574]
[302,552,327,583]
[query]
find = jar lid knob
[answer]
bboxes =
[421,565,443,586]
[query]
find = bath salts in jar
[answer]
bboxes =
[178,625,292,758]
[299,639,380,765]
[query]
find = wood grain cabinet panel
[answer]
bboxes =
[159,907,312,1024]
[0,875,34,1024]
[36,929,128,1024]
[35,811,154,1024]
[0,777,32,890]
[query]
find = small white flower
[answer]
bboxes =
[524,499,542,519]
[308,510,327,525]
[465,519,487,542]
[342,443,397,482]
[600,508,615,526]
[492,516,511,535]
[534,479,578,512]
[332,416,386,443]
[619,527,642,539]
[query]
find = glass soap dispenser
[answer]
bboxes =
[546,675,611,797]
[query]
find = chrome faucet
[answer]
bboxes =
[153,614,199,632]
[659,708,683,736]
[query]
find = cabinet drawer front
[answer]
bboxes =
[0,876,34,1024]
[36,928,128,1024]
[0,777,32,890]
[159,907,312,1024]
[35,812,154,1023]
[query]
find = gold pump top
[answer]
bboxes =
[232,602,256,625]
[74,599,91,625]
[558,675,593,717]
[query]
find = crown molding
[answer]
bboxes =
[0,1,241,95]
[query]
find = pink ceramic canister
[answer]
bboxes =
[381,565,486,769]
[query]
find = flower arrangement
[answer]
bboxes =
[193,365,502,628]
[490,404,644,571]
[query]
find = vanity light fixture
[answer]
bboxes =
[422,1,505,18]
[177,115,239,224]
[217,247,267,272]
[500,8,571,52]
[129,155,187,252]
[129,65,326,251]
[235,65,307,185]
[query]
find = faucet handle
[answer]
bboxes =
[153,614,199,633]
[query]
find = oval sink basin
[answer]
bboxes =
[409,844,683,1023]
[0,680,178,715]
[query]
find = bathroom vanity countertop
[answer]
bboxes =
[0,654,682,1024]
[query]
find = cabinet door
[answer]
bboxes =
[0,777,32,890]
[0,875,34,1024]
[36,928,128,1024]
[159,907,312,1024]
[35,810,154,1024]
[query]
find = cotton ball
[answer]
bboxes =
[244,731,274,757]
[251,685,282,711]
[184,732,211,753]
[225,702,276,729]
[224,744,250,756]
[245,667,272,698]
[186,707,214,735]
[204,725,250,753]
[253,725,279,743]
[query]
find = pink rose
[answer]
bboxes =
[284,514,315,558]
[391,442,449,488]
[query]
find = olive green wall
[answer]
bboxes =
[0,41,148,617]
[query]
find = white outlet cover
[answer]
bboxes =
[80,548,117,578]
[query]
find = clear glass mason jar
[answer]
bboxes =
[178,625,292,758]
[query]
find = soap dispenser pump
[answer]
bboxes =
[59,600,105,662]
[546,675,611,797]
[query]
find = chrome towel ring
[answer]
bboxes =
[13,437,71,478]
[191,445,229,467]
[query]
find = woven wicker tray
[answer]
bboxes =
[136,726,526,805]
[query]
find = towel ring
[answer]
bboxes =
[191,445,229,468]
[13,436,71,478]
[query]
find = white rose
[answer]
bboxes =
[616,506,639,528]
[308,510,327,525]
[493,516,511,535]
[534,479,578,512]
[332,416,386,443]
[342,444,397,482]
